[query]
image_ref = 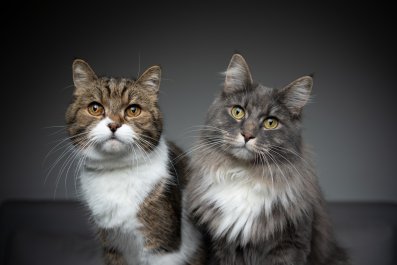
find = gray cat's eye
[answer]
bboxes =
[231,105,245,120]
[263,118,279,129]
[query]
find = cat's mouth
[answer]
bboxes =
[107,137,121,143]
[230,144,255,160]
[232,140,255,151]
[100,136,127,153]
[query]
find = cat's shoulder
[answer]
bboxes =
[167,140,184,159]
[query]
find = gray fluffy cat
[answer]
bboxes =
[187,54,350,265]
[66,60,204,265]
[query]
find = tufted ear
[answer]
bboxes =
[279,76,313,116]
[223,54,253,94]
[136,65,161,94]
[72,59,98,94]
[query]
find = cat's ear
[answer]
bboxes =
[279,76,313,116]
[224,54,253,94]
[72,59,98,93]
[136,65,161,94]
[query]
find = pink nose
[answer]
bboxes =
[241,132,255,143]
[108,123,121,133]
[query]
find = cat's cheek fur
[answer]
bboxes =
[235,133,246,147]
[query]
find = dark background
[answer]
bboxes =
[1,1,396,203]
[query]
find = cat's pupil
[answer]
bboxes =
[235,107,243,115]
[130,106,137,112]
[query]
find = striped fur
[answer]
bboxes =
[66,59,204,265]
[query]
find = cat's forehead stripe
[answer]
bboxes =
[100,77,136,99]
[120,80,130,98]
[104,80,111,97]
[97,77,154,108]
[226,86,286,118]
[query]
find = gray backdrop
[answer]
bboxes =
[1,1,396,203]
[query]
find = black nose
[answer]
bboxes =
[108,123,121,133]
[241,132,255,143]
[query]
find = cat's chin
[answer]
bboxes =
[230,147,255,161]
[99,139,129,154]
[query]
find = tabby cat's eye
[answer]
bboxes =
[263,118,279,129]
[87,102,104,116]
[126,104,141,117]
[231,106,245,120]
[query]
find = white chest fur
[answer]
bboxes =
[79,138,171,265]
[80,166,167,230]
[199,163,298,244]
[79,138,169,231]
[79,138,201,265]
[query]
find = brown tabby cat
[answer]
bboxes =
[66,59,204,265]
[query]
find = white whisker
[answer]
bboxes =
[265,149,293,194]
[269,147,305,181]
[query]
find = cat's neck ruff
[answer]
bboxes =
[83,137,166,171]
[191,149,310,244]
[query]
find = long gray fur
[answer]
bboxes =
[186,54,350,265]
